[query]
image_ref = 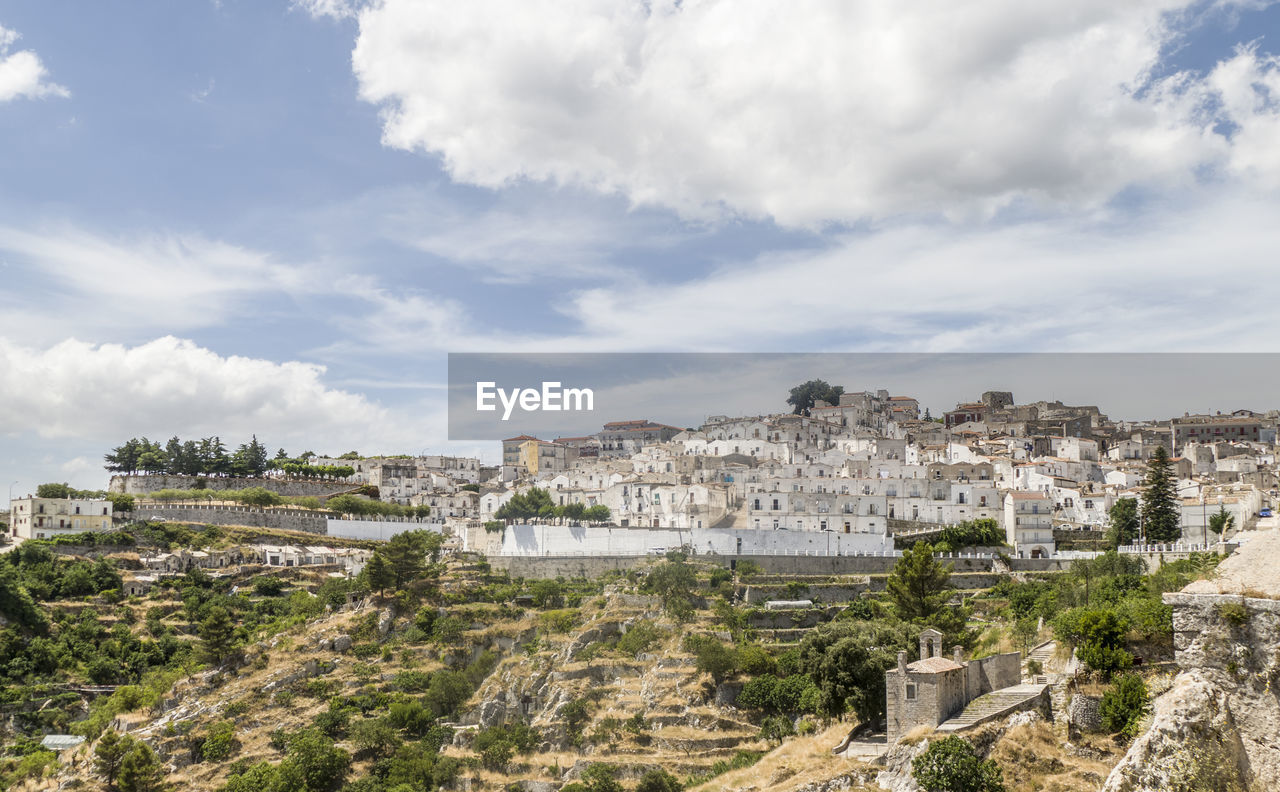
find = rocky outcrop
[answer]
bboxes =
[1101,670,1250,792]
[1103,533,1280,792]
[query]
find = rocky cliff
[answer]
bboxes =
[1102,531,1280,792]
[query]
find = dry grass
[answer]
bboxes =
[690,722,877,792]
[987,720,1120,792]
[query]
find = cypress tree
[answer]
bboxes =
[1140,446,1181,543]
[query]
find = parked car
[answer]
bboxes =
[1260,508,1273,518]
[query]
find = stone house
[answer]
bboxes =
[885,628,1022,744]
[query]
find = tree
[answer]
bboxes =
[643,555,698,621]
[1100,673,1149,737]
[117,739,167,792]
[911,735,1005,792]
[1140,446,1181,543]
[1012,617,1038,655]
[198,605,236,665]
[581,763,624,792]
[636,768,683,792]
[787,379,844,416]
[362,554,394,596]
[423,670,472,718]
[106,492,135,514]
[796,620,914,724]
[886,542,952,623]
[1105,498,1141,549]
[759,714,795,744]
[36,482,72,499]
[350,718,402,758]
[378,530,442,589]
[1208,506,1234,539]
[104,439,144,473]
[95,730,130,790]
[693,639,738,685]
[495,488,556,520]
[282,728,350,791]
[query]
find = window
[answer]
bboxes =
[905,683,917,701]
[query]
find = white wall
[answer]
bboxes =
[326,518,445,541]
[497,523,891,556]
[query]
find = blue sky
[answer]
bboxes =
[1,0,1280,493]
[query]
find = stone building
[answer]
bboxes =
[885,628,1021,743]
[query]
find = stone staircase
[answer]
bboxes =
[1025,640,1056,670]
[936,683,1049,733]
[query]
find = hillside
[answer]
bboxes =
[0,521,1227,792]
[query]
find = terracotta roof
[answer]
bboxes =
[1009,491,1051,500]
[502,435,543,442]
[907,657,965,673]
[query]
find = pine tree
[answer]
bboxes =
[95,730,129,790]
[117,739,167,792]
[1140,446,1181,543]
[198,606,236,665]
[886,541,952,622]
[164,437,183,474]
[363,553,394,596]
[1208,506,1234,538]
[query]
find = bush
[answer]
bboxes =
[693,639,738,684]
[759,714,794,743]
[1100,673,1149,737]
[1077,641,1133,677]
[911,735,1005,792]
[636,768,683,792]
[201,720,239,762]
[539,609,579,634]
[737,644,776,676]
[350,717,401,758]
[616,622,662,657]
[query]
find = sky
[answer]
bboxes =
[1,0,1280,493]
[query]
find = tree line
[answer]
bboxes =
[494,488,611,523]
[104,437,353,480]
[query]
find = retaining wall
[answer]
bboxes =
[133,504,329,534]
[111,474,352,498]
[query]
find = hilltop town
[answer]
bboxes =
[1,382,1277,792]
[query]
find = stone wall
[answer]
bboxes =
[110,474,352,498]
[965,652,1021,700]
[133,503,329,534]
[485,553,1012,581]
[1068,693,1102,734]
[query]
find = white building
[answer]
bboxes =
[1003,492,1055,558]
[8,496,113,540]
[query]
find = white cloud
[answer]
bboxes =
[557,192,1280,351]
[0,336,397,449]
[293,0,359,21]
[0,24,68,102]
[349,0,1280,227]
[0,225,307,343]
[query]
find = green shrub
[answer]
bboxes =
[201,720,239,762]
[759,715,794,743]
[616,622,662,656]
[911,735,1005,792]
[1100,673,1149,738]
[1216,600,1248,627]
[636,768,683,792]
